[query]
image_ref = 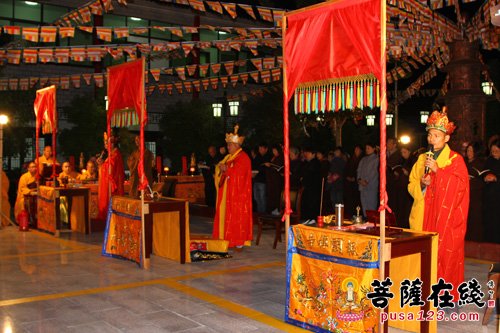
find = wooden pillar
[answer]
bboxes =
[444,40,487,151]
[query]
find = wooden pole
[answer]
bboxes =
[282,15,291,250]
[140,57,149,270]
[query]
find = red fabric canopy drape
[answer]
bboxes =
[284,0,382,99]
[107,58,148,190]
[34,85,57,180]
[283,0,388,216]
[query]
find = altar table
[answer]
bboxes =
[37,185,90,236]
[162,175,205,204]
[286,225,437,333]
[102,196,190,266]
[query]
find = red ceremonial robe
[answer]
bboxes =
[98,148,125,220]
[212,148,253,247]
[422,145,469,299]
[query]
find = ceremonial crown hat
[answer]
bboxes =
[425,107,456,135]
[225,124,244,145]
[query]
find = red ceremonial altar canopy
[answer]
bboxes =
[282,0,388,216]
[107,58,148,190]
[34,85,57,179]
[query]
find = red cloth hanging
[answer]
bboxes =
[34,85,57,180]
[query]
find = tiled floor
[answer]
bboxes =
[0,216,498,333]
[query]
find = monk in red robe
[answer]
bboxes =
[97,133,125,220]
[408,109,469,301]
[212,125,253,249]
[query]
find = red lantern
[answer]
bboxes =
[17,210,30,232]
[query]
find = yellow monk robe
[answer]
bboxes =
[1,171,10,226]
[15,171,36,223]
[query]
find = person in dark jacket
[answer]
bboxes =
[482,139,500,243]
[300,146,322,221]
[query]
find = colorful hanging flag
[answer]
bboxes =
[0,79,7,91]
[174,82,183,93]
[192,80,200,92]
[175,67,186,80]
[7,50,21,64]
[206,1,223,14]
[93,73,104,87]
[9,79,18,90]
[29,77,38,88]
[157,84,167,94]
[60,76,70,90]
[23,48,38,63]
[175,0,190,5]
[188,0,205,12]
[271,68,281,81]
[39,77,49,87]
[224,61,235,75]
[96,27,112,41]
[167,42,180,51]
[78,26,94,34]
[167,27,183,38]
[251,29,263,39]
[59,27,75,38]
[101,0,113,12]
[183,81,193,93]
[183,26,198,34]
[234,28,248,37]
[276,56,283,66]
[132,27,148,35]
[249,71,259,82]
[163,68,173,75]
[273,10,285,27]
[4,26,21,35]
[230,75,239,87]
[138,43,151,54]
[150,69,161,81]
[201,79,209,90]
[182,42,195,56]
[71,47,86,61]
[22,27,39,42]
[229,41,242,51]
[79,7,92,23]
[71,74,81,88]
[38,49,54,63]
[186,64,197,76]
[40,27,57,42]
[211,63,221,74]
[245,41,258,55]
[107,46,123,59]
[238,4,256,19]
[197,41,212,49]
[55,48,70,63]
[123,46,137,58]
[209,77,219,89]
[114,27,129,38]
[260,70,271,83]
[220,76,229,88]
[87,47,104,61]
[250,58,263,70]
[82,73,92,85]
[221,3,237,19]
[263,57,275,69]
[199,64,209,76]
[257,7,273,22]
[19,78,29,91]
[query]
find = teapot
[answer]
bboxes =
[351,206,364,224]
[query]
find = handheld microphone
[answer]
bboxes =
[424,145,434,174]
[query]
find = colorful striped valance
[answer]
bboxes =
[294,76,380,114]
[110,108,139,127]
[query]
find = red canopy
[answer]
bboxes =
[34,85,57,179]
[107,58,147,190]
[283,0,388,215]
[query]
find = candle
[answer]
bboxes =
[156,155,162,174]
[181,156,188,175]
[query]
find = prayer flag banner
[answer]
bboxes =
[286,225,379,332]
[34,85,57,135]
[238,4,256,19]
[22,27,39,42]
[221,3,237,19]
[206,1,223,14]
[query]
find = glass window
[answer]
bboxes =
[10,154,20,169]
[42,4,67,24]
[25,138,33,161]
[103,14,125,27]
[14,0,41,22]
[0,0,13,19]
[145,142,156,156]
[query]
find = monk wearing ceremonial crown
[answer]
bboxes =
[408,107,469,302]
[212,125,253,250]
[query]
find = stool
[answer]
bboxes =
[482,262,499,325]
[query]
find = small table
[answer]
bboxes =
[37,186,90,235]
[102,196,190,267]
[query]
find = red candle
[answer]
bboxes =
[182,156,188,175]
[156,155,162,174]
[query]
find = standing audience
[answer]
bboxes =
[357,143,379,216]
[482,139,500,243]
[465,142,485,241]
[344,145,363,218]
